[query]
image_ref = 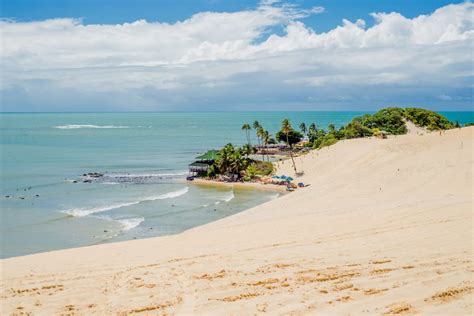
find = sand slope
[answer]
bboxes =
[1,127,473,315]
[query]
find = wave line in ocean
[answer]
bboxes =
[54,124,131,129]
[62,187,189,217]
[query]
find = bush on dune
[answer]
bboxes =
[349,108,407,135]
[244,161,274,181]
[306,107,455,150]
[403,108,454,131]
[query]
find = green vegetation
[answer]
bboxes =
[404,108,454,131]
[278,119,299,173]
[201,107,458,181]
[240,120,276,162]
[243,161,274,181]
[302,107,456,150]
[241,123,251,146]
[275,128,303,146]
[205,143,273,181]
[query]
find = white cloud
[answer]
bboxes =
[439,94,453,101]
[0,1,472,111]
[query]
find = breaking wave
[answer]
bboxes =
[116,217,145,232]
[54,124,131,129]
[62,187,189,217]
[214,190,235,205]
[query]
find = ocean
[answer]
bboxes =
[1,111,472,258]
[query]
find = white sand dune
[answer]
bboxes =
[1,127,472,315]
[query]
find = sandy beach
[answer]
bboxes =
[1,127,472,315]
[191,178,289,193]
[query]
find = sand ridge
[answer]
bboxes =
[1,127,473,315]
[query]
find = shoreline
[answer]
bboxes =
[1,127,472,315]
[190,177,290,193]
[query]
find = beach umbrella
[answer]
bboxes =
[281,175,288,179]
[286,176,294,181]
[271,176,280,179]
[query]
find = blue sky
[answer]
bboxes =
[0,1,472,111]
[1,0,458,31]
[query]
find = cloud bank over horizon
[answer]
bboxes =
[1,1,473,111]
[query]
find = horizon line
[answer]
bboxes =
[1,110,473,114]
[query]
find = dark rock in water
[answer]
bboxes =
[149,227,153,230]
[35,194,40,197]
[72,180,78,183]
[83,173,87,176]
[83,179,92,183]
[104,230,108,233]
[87,172,104,178]
[19,197,25,200]
[5,195,10,198]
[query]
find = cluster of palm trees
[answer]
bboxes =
[241,121,273,161]
[298,122,318,140]
[242,119,301,173]
[211,119,323,179]
[210,143,253,178]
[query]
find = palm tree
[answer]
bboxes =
[256,126,266,161]
[242,143,253,157]
[216,144,249,179]
[299,122,307,138]
[216,143,234,174]
[262,130,271,161]
[230,149,245,176]
[308,123,317,141]
[253,120,262,147]
[241,123,251,146]
[282,119,297,173]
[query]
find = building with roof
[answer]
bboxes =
[188,150,218,177]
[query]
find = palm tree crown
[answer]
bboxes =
[299,122,307,136]
[241,123,252,145]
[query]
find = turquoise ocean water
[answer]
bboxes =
[1,111,472,258]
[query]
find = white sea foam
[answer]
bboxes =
[105,171,188,178]
[62,187,189,217]
[116,217,145,231]
[214,190,234,205]
[147,187,189,200]
[223,191,235,202]
[54,124,130,129]
[94,215,145,237]
[63,201,140,217]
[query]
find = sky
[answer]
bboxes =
[0,0,472,111]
